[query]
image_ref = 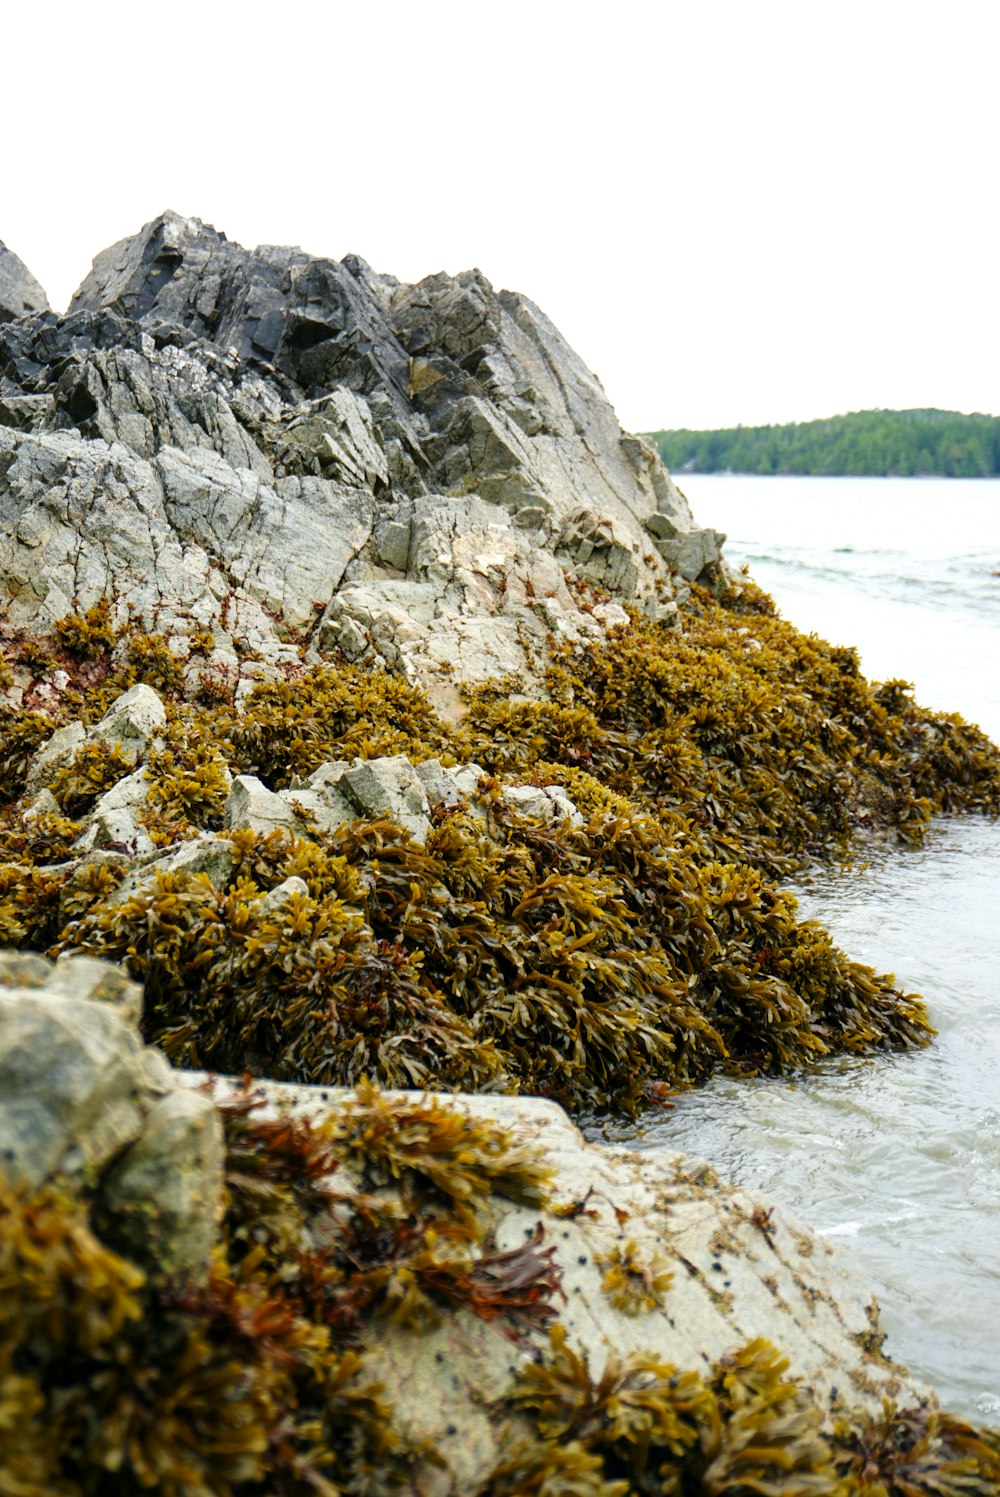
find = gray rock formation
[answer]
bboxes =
[0,240,49,324]
[0,213,723,700]
[0,951,224,1277]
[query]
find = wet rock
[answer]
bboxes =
[338,754,433,838]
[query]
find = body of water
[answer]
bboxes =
[618,475,1000,1420]
[686,473,1000,742]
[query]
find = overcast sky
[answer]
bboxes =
[6,1,998,432]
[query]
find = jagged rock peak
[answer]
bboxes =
[0,211,724,702]
[0,239,49,322]
[67,211,401,397]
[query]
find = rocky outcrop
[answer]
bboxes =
[0,213,723,701]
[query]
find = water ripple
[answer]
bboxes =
[601,818,1000,1420]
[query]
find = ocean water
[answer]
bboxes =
[613,475,1000,1420]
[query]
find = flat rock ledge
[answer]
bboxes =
[2,953,933,1496]
[192,1072,931,1497]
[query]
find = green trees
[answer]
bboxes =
[648,409,1000,477]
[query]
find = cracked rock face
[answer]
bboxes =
[0,212,723,695]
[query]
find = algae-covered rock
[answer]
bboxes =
[90,682,166,762]
[2,1017,999,1494]
[223,1076,931,1422]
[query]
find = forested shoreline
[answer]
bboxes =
[648,408,1000,477]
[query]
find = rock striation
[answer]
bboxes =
[0,213,723,702]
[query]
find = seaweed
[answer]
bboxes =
[0,708,59,801]
[489,1330,838,1495]
[596,1238,673,1315]
[56,792,934,1110]
[53,599,117,660]
[325,1080,552,1217]
[6,580,1000,1111]
[50,741,135,818]
[835,1399,1000,1496]
[458,588,1000,876]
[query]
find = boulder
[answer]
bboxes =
[225,773,301,836]
[0,952,224,1279]
[338,754,433,839]
[0,239,49,323]
[192,1072,935,1491]
[91,683,167,762]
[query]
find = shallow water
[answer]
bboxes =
[683,473,1000,742]
[607,476,1000,1419]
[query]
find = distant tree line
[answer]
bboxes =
[647,409,1000,477]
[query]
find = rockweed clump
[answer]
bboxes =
[3,583,998,1110]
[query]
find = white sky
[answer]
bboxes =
[6,1,999,432]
